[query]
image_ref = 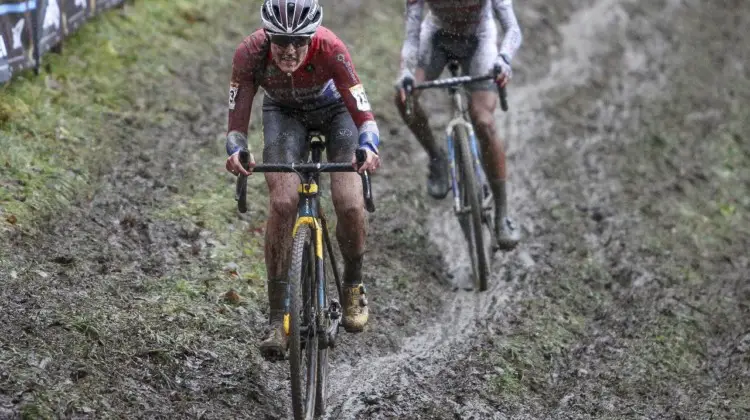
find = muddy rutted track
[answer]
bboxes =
[323,0,750,419]
[2,0,749,418]
[323,0,648,416]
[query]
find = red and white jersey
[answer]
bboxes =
[227,26,377,136]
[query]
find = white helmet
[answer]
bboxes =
[261,0,323,36]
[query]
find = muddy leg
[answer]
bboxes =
[394,69,450,199]
[263,172,300,323]
[469,90,520,250]
[330,172,369,332]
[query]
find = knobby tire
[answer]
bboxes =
[289,226,318,420]
[454,125,491,291]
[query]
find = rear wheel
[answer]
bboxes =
[454,125,491,291]
[288,226,318,420]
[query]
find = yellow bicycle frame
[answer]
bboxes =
[284,181,324,336]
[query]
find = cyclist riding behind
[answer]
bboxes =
[224,0,381,360]
[394,0,522,250]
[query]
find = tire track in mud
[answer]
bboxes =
[323,0,659,417]
[0,0,698,417]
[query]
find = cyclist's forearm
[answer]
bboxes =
[225,130,249,156]
[400,0,424,73]
[493,0,523,61]
[358,121,381,155]
[227,42,259,144]
[330,42,379,142]
[226,81,257,137]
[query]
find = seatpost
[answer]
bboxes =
[309,132,325,185]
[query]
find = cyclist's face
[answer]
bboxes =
[270,38,310,73]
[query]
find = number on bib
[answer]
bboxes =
[349,84,371,112]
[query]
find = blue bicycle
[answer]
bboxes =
[406,61,508,291]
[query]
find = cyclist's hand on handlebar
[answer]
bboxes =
[494,55,512,88]
[226,151,255,176]
[395,70,415,104]
[352,148,380,174]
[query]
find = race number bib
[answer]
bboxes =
[349,84,371,112]
[228,83,239,110]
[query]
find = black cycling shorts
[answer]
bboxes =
[261,96,357,164]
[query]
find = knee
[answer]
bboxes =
[269,194,298,220]
[332,192,364,228]
[335,200,364,223]
[470,106,496,133]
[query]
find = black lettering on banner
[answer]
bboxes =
[0,0,126,85]
[0,1,35,76]
[64,0,90,35]
[36,0,63,56]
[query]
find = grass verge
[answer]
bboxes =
[0,0,241,233]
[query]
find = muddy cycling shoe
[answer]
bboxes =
[427,155,450,199]
[341,284,369,333]
[495,216,521,251]
[259,322,288,362]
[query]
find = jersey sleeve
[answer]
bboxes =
[492,0,523,61]
[227,38,261,136]
[328,39,378,136]
[400,0,425,73]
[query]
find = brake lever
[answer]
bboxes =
[403,79,415,118]
[498,84,509,112]
[236,149,250,213]
[492,66,509,112]
[355,149,375,213]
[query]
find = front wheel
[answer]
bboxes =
[288,226,318,420]
[315,239,336,417]
[454,125,491,291]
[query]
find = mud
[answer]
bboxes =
[2,0,749,419]
[325,0,750,418]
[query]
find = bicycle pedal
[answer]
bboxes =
[328,299,342,320]
[482,184,492,198]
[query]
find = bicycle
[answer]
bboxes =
[404,61,509,292]
[233,132,375,420]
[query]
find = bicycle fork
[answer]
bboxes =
[445,118,491,215]
[318,213,343,349]
[283,181,342,351]
[284,183,324,343]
